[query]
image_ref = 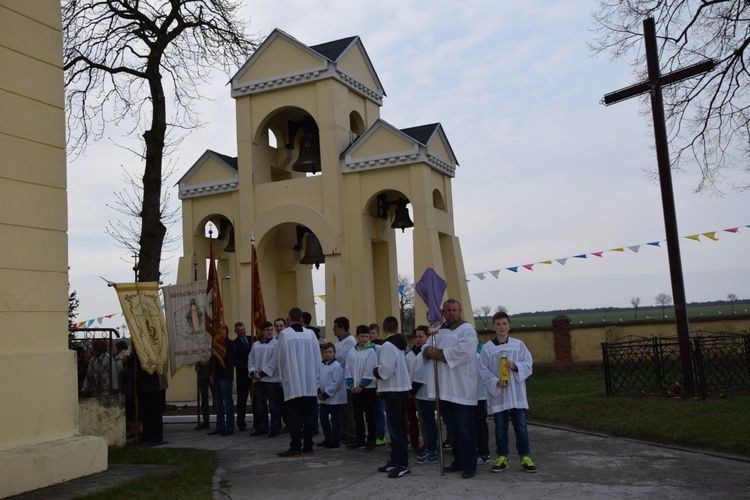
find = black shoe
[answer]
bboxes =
[442,440,452,450]
[346,441,366,450]
[316,440,329,447]
[378,461,398,473]
[277,448,302,457]
[194,423,210,430]
[220,431,234,436]
[388,465,411,479]
[237,426,247,431]
[462,469,476,479]
[443,464,463,473]
[249,430,266,436]
[267,432,278,438]
[324,442,340,449]
[302,447,314,454]
[364,442,376,452]
[207,429,222,435]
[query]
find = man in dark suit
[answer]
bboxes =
[233,322,252,431]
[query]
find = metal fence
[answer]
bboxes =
[69,328,122,398]
[602,330,750,398]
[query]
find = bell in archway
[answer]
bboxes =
[300,232,325,269]
[223,226,235,253]
[391,199,414,232]
[292,133,322,173]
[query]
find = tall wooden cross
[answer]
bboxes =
[603,18,715,396]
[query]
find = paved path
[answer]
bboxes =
[162,420,750,500]
[11,418,750,499]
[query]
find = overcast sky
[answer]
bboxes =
[68,0,749,329]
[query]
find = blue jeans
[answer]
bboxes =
[319,403,341,444]
[440,401,476,471]
[215,378,235,432]
[494,408,530,457]
[384,397,408,467]
[254,381,282,433]
[416,399,437,452]
[375,394,386,439]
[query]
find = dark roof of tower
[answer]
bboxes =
[309,36,358,61]
[209,150,238,170]
[400,123,440,145]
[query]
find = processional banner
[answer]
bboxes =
[115,282,169,375]
[163,280,212,375]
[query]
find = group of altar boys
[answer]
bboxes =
[227,300,540,479]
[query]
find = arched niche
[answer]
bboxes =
[253,107,323,184]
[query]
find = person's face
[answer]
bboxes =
[415,330,428,347]
[333,323,344,337]
[262,325,274,339]
[442,302,462,324]
[235,324,246,337]
[493,318,510,342]
[369,328,379,341]
[274,320,286,333]
[322,347,335,361]
[357,332,370,347]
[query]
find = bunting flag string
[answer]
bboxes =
[466,224,748,282]
[74,224,748,324]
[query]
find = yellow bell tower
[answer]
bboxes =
[176,29,472,342]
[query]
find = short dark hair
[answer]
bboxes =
[414,325,430,336]
[492,311,510,323]
[368,323,379,332]
[302,311,313,325]
[355,324,370,336]
[115,340,128,351]
[320,342,335,352]
[288,307,303,322]
[274,318,286,325]
[334,316,350,331]
[260,321,273,330]
[234,321,245,329]
[382,316,398,334]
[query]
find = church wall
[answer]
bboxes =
[0,1,107,496]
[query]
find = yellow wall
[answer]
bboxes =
[477,316,750,365]
[0,1,107,496]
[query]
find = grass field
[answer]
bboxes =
[526,370,750,456]
[473,303,750,329]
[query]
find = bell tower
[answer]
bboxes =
[176,29,472,343]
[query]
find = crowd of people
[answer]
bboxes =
[198,300,540,479]
[76,298,540,475]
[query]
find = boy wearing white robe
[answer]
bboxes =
[479,311,537,473]
[318,343,346,448]
[266,307,321,457]
[374,316,411,478]
[345,325,378,450]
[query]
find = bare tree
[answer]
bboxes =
[655,293,673,319]
[591,1,750,193]
[727,293,738,314]
[630,296,641,320]
[472,305,492,330]
[495,305,508,314]
[63,0,260,281]
[398,275,415,335]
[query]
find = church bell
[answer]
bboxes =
[292,132,322,174]
[223,226,235,253]
[299,232,325,269]
[391,199,414,233]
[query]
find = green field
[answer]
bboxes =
[473,302,750,329]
